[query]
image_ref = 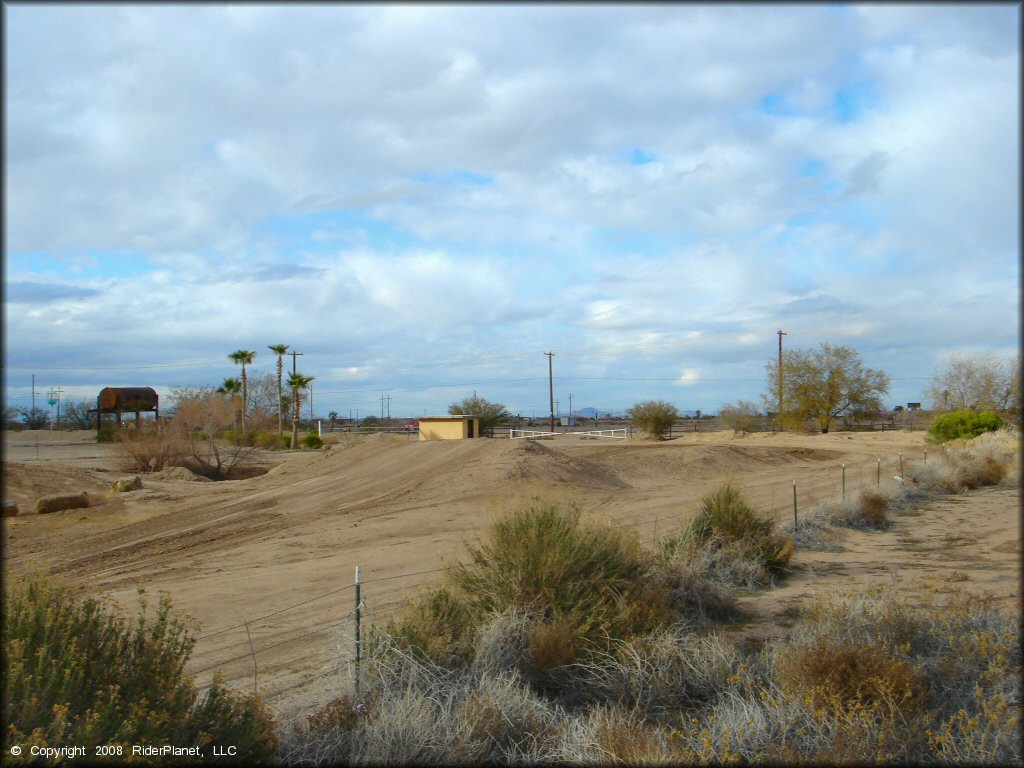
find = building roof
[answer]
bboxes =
[418,415,479,420]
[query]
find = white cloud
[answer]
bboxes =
[3,5,1018,415]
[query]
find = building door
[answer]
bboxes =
[467,419,475,438]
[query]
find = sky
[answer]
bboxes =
[4,3,1020,421]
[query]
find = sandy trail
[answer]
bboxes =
[3,428,1018,718]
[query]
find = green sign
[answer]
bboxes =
[47,398,57,406]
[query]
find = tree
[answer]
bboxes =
[925,353,1017,413]
[268,344,289,439]
[286,372,314,449]
[768,343,889,434]
[448,395,510,436]
[17,407,50,429]
[217,377,243,432]
[59,398,96,430]
[228,349,256,436]
[626,400,680,439]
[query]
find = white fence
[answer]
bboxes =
[509,428,629,440]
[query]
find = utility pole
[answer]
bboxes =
[32,373,36,413]
[290,350,304,375]
[777,330,787,431]
[544,352,555,433]
[308,381,314,420]
[568,393,573,420]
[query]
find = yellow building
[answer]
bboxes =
[417,415,482,441]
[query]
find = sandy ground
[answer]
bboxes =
[3,428,1019,720]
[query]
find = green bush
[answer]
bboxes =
[388,498,675,682]
[2,574,277,762]
[96,424,118,443]
[302,433,323,449]
[254,431,290,450]
[626,400,680,439]
[927,409,1003,443]
[687,483,792,572]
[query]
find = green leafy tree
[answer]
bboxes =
[217,377,243,432]
[626,399,680,439]
[448,395,510,436]
[286,372,314,449]
[228,349,256,436]
[768,343,889,434]
[268,343,289,439]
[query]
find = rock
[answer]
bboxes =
[111,475,143,495]
[2,500,18,518]
[35,492,90,515]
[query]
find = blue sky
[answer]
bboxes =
[4,4,1019,420]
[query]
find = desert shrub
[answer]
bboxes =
[254,430,290,450]
[686,483,793,572]
[115,426,185,472]
[667,586,1021,765]
[780,511,844,552]
[718,400,763,432]
[3,573,277,762]
[626,399,680,439]
[387,498,676,689]
[953,453,1006,489]
[302,433,323,449]
[856,491,888,528]
[927,409,1003,443]
[906,458,962,495]
[823,492,891,530]
[551,705,671,763]
[773,636,929,715]
[96,424,118,443]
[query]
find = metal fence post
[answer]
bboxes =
[899,451,904,479]
[354,565,361,696]
[841,463,845,501]
[792,480,798,529]
[876,458,881,489]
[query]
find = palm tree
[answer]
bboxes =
[268,344,289,439]
[228,349,256,436]
[217,377,243,432]
[286,371,315,448]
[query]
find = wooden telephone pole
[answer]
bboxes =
[777,330,787,431]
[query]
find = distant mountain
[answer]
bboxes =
[572,406,700,418]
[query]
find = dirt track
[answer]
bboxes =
[3,428,1019,718]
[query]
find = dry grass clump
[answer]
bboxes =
[779,512,844,552]
[568,624,737,717]
[281,637,566,765]
[906,458,962,494]
[664,586,1020,765]
[821,491,892,530]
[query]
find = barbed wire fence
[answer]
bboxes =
[182,441,954,719]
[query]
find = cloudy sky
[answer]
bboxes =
[4,4,1019,420]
